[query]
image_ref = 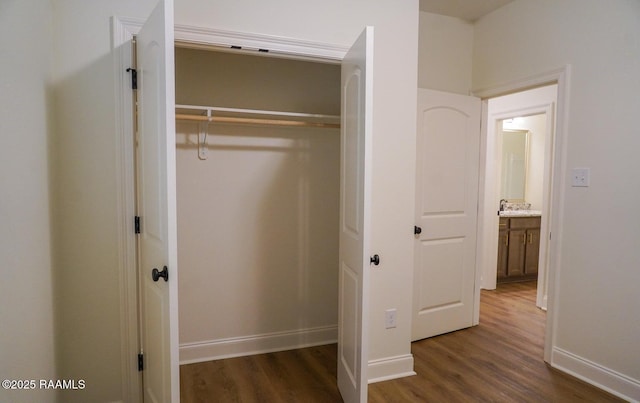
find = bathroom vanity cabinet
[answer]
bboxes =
[497,216,541,283]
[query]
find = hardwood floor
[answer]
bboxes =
[369,281,623,402]
[180,343,341,402]
[180,282,624,402]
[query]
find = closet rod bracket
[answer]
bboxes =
[198,121,208,160]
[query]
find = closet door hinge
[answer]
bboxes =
[134,216,141,234]
[138,353,144,371]
[126,68,137,90]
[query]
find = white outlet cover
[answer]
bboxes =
[385,309,397,329]
[571,167,590,187]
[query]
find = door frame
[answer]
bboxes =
[473,66,571,363]
[112,16,351,402]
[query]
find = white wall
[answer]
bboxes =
[418,12,473,94]
[175,48,341,362]
[522,115,546,209]
[44,0,418,400]
[475,0,640,398]
[0,1,56,402]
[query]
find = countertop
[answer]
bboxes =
[499,210,542,217]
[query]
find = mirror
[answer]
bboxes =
[500,127,529,201]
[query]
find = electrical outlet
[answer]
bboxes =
[385,309,397,329]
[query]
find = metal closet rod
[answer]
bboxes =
[175,104,340,129]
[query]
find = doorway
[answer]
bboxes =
[495,113,547,286]
[174,46,342,364]
[173,46,343,401]
[479,84,557,305]
[169,29,374,402]
[475,79,566,364]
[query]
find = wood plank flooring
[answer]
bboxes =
[180,281,624,402]
[180,343,341,402]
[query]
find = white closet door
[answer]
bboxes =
[337,26,374,403]
[136,0,179,401]
[412,89,480,341]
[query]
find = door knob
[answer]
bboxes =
[152,266,169,282]
[414,226,422,235]
[370,254,380,266]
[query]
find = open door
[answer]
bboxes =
[412,89,480,341]
[136,0,179,401]
[337,27,374,403]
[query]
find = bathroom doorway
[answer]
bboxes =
[495,114,547,286]
[477,84,558,309]
[473,79,566,364]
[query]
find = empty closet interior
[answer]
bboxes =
[174,45,342,364]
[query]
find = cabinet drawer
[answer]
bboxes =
[508,216,540,229]
[499,217,509,229]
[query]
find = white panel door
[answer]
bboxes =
[412,89,480,341]
[338,26,373,403]
[136,0,179,401]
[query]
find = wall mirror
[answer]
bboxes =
[500,126,529,201]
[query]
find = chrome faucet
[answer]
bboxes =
[499,199,508,211]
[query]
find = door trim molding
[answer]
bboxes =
[472,65,571,365]
[111,15,141,403]
[114,17,349,61]
[473,67,568,99]
[112,17,355,401]
[174,24,348,61]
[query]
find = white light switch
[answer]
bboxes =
[571,168,590,187]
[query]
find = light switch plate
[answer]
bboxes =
[571,167,590,187]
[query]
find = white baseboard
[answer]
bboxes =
[179,325,337,365]
[552,347,640,402]
[368,354,416,384]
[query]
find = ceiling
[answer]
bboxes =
[419,0,515,22]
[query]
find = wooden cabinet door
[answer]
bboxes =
[496,216,540,283]
[497,228,509,279]
[507,229,526,277]
[524,228,541,276]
